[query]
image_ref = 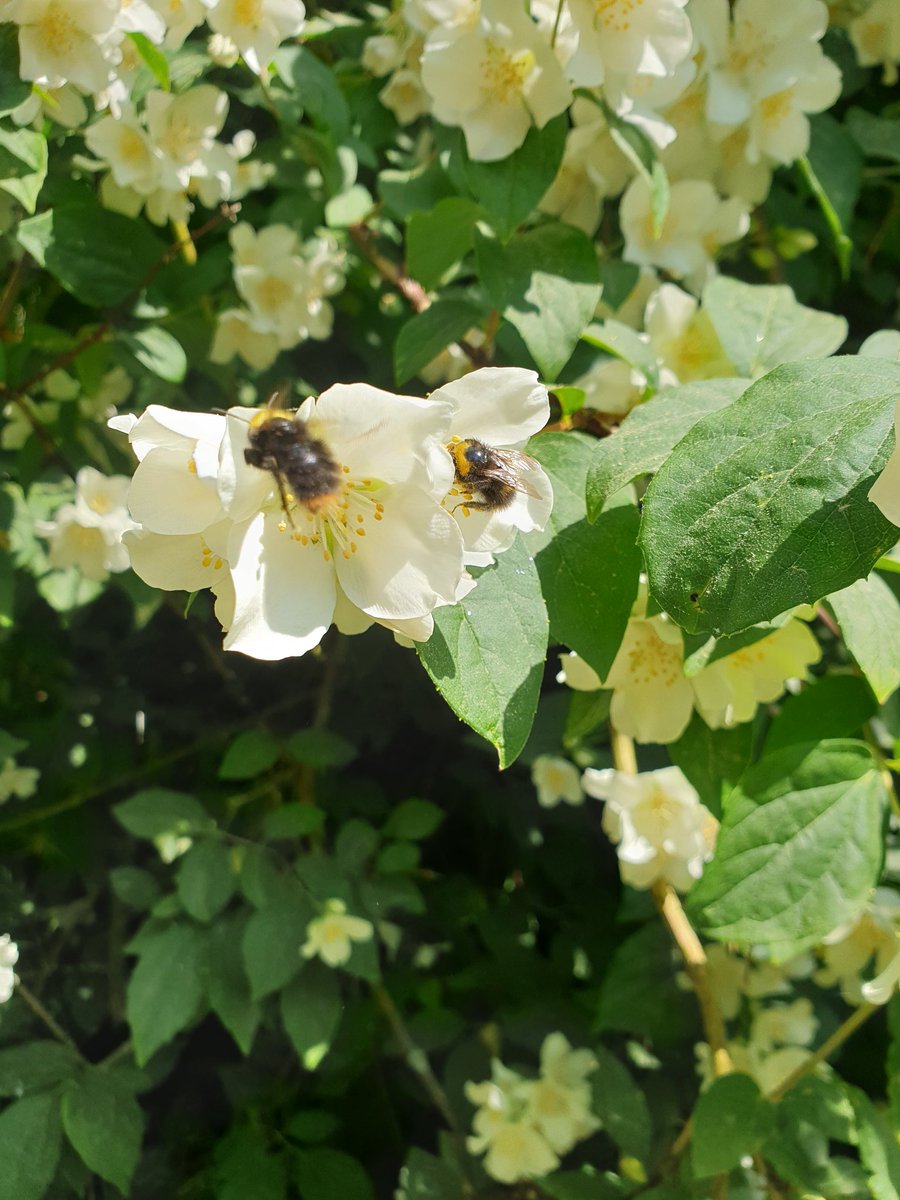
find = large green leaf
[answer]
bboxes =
[688,740,888,955]
[406,197,483,292]
[113,788,212,840]
[0,1092,62,1200]
[692,1074,773,1178]
[61,1069,144,1193]
[0,126,47,213]
[828,573,900,703]
[0,1041,79,1097]
[0,25,32,113]
[476,224,601,380]
[668,714,753,820]
[126,922,207,1065]
[458,114,567,241]
[394,296,483,387]
[17,199,166,308]
[176,838,237,923]
[526,432,641,679]
[591,1048,651,1162]
[418,534,548,769]
[586,378,749,521]
[242,884,314,1000]
[701,278,847,378]
[207,914,261,1054]
[213,1127,288,1200]
[640,357,900,636]
[280,964,342,1070]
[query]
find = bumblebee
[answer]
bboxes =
[447,437,540,514]
[244,406,342,520]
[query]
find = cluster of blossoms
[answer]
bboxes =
[2,366,131,452]
[210,224,346,372]
[109,367,552,659]
[465,1033,600,1183]
[359,0,871,290]
[301,899,375,968]
[0,935,17,1004]
[38,466,136,584]
[558,586,821,744]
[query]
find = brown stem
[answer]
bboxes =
[15,979,82,1054]
[766,1001,878,1103]
[0,255,27,332]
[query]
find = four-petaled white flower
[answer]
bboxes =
[466,1059,560,1183]
[430,367,553,566]
[531,755,584,809]
[420,0,572,160]
[301,898,374,968]
[582,765,718,892]
[11,0,119,94]
[38,467,136,582]
[0,935,18,1004]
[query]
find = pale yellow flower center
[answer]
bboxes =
[256,275,295,312]
[277,471,386,565]
[626,623,683,687]
[760,88,792,126]
[118,127,149,165]
[200,539,224,571]
[87,493,112,515]
[482,41,534,105]
[234,0,262,29]
[594,0,646,32]
[36,5,78,56]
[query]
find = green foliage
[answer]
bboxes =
[691,1074,774,1177]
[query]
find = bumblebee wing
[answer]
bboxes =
[489,448,545,501]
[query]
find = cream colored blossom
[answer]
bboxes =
[466,1061,559,1183]
[527,1034,600,1154]
[420,0,572,160]
[538,99,632,234]
[301,899,374,968]
[0,759,39,803]
[696,1039,813,1094]
[582,766,718,892]
[749,999,818,1052]
[531,756,584,809]
[849,0,900,84]
[815,887,900,1005]
[620,176,750,292]
[206,0,306,75]
[565,0,693,87]
[0,935,18,1003]
[643,283,735,382]
[39,467,136,582]
[147,0,206,50]
[380,68,431,124]
[11,0,118,93]
[600,605,694,743]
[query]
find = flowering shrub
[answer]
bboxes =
[1,1,899,1197]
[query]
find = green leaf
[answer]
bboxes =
[417,534,549,769]
[460,113,567,241]
[113,788,211,840]
[527,433,641,679]
[595,922,696,1043]
[0,1041,79,1098]
[591,1047,651,1162]
[263,803,325,840]
[126,922,207,1065]
[586,379,749,521]
[382,798,444,841]
[0,1092,62,1200]
[800,114,863,280]
[845,1084,900,1200]
[846,108,900,164]
[0,126,47,213]
[335,818,379,873]
[688,740,888,955]
[280,965,342,1070]
[218,730,280,780]
[109,866,162,911]
[324,184,374,228]
[407,198,483,292]
[765,1076,863,1196]
[889,994,900,1134]
[293,1148,374,1200]
[242,886,313,1000]
[127,31,169,90]
[581,318,660,384]
[640,357,900,637]
[602,102,669,236]
[376,841,419,873]
[123,327,187,383]
[207,914,261,1055]
[701,277,847,378]
[176,839,237,922]
[563,688,611,747]
[668,715,753,820]
[213,1127,288,1200]
[397,1148,466,1200]
[691,1074,773,1178]
[765,673,878,754]
[61,1069,143,1193]
[17,200,166,308]
[0,25,33,113]
[476,224,601,380]
[273,45,350,138]
[394,297,483,387]
[828,574,900,702]
[285,728,356,768]
[538,1171,628,1200]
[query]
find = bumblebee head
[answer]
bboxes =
[449,437,489,480]
[249,407,295,430]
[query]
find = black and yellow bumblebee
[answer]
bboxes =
[447,437,541,513]
[243,404,342,519]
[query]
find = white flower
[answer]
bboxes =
[749,999,818,1052]
[583,766,718,892]
[429,366,553,566]
[0,935,18,1004]
[147,0,207,50]
[815,887,900,1005]
[85,102,161,194]
[39,467,136,582]
[206,0,306,75]
[10,82,87,129]
[620,176,750,292]
[420,0,572,160]
[564,0,693,88]
[144,85,230,192]
[207,32,240,67]
[849,0,900,85]
[379,68,432,125]
[556,650,602,691]
[642,282,735,382]
[155,832,193,863]
[696,1039,813,1095]
[0,759,39,803]
[527,1033,600,1154]
[210,308,283,371]
[11,0,118,93]
[301,898,374,968]
[690,618,822,729]
[403,0,480,35]
[869,397,900,526]
[466,1061,560,1183]
[538,99,632,234]
[114,0,166,42]
[531,756,584,809]
[363,34,406,77]
[573,355,657,419]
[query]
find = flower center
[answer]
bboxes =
[594,0,645,32]
[482,41,534,105]
[276,473,386,564]
[37,5,78,56]
[234,0,262,29]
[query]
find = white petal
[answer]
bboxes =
[123,527,227,592]
[436,367,550,443]
[128,447,224,534]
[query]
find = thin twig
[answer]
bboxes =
[766,1001,878,1103]
[15,979,82,1053]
